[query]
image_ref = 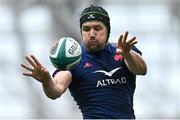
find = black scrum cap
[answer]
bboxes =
[80,4,111,40]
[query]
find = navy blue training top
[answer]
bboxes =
[53,43,142,119]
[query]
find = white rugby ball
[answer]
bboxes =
[49,37,82,70]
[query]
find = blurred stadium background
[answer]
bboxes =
[0,0,180,119]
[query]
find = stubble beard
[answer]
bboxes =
[85,41,106,53]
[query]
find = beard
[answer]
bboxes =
[84,40,106,53]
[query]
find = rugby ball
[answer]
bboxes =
[49,37,82,70]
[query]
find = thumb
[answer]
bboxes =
[41,67,52,80]
[41,67,48,73]
[116,48,122,54]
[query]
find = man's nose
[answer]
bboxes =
[89,29,96,38]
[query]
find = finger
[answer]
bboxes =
[22,73,41,81]
[117,35,123,47]
[129,40,138,47]
[25,56,37,67]
[122,31,129,44]
[30,55,41,66]
[127,37,136,45]
[21,64,33,71]
[22,72,33,77]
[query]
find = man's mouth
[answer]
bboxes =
[88,41,97,47]
[88,39,97,44]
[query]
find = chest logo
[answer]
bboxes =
[84,62,93,68]
[114,54,123,61]
[93,67,121,77]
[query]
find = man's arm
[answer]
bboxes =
[21,55,72,99]
[116,31,147,75]
[42,71,72,99]
[122,50,147,75]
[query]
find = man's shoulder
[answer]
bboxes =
[108,42,117,47]
[107,42,117,50]
[102,42,116,55]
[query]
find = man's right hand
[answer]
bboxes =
[21,54,51,83]
[21,54,72,99]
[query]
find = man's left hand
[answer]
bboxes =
[116,31,137,56]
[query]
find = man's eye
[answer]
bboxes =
[82,27,90,31]
[94,26,102,31]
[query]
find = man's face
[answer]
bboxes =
[81,21,107,52]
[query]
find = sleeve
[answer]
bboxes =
[132,46,142,55]
[52,69,73,78]
[52,69,60,78]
